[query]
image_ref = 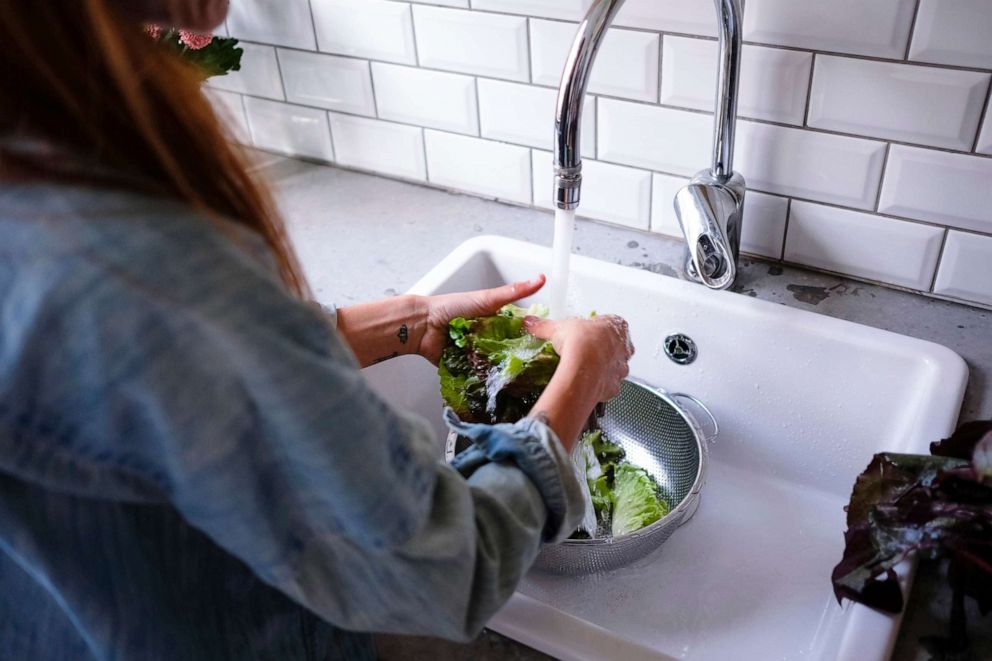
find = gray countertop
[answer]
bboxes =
[257,154,991,660]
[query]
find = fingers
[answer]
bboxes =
[480,274,546,312]
[522,315,555,339]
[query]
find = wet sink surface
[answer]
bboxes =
[363,236,968,661]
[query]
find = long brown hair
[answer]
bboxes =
[0,0,308,296]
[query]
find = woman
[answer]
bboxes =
[0,1,632,659]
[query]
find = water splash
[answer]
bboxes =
[549,207,576,319]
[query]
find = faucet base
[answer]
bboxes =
[676,169,745,290]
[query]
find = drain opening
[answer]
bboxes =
[664,333,697,365]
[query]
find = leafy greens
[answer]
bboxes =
[575,430,669,538]
[439,304,558,424]
[439,304,669,538]
[832,419,992,655]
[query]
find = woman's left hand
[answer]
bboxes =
[416,275,546,364]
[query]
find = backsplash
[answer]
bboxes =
[206,0,992,309]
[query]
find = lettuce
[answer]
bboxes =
[831,420,992,655]
[438,305,559,424]
[611,463,670,537]
[574,430,668,538]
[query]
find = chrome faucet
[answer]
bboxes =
[553,0,746,290]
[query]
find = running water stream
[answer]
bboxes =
[548,207,576,320]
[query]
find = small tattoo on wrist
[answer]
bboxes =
[397,324,409,344]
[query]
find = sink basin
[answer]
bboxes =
[362,236,968,661]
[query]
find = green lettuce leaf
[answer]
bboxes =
[611,463,669,537]
[438,305,559,424]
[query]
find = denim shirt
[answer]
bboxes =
[0,183,584,660]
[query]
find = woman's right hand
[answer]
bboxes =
[524,315,634,450]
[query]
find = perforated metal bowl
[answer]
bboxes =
[445,379,718,574]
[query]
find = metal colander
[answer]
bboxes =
[445,380,718,574]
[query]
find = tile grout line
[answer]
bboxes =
[527,148,535,206]
[473,76,482,137]
[873,143,892,213]
[657,33,665,105]
[904,0,923,62]
[410,3,422,67]
[780,197,792,262]
[801,53,816,128]
[271,48,289,102]
[971,83,992,154]
[644,153,654,231]
[592,95,599,160]
[525,18,534,84]
[929,228,949,292]
[421,127,431,182]
[304,0,320,50]
[324,111,338,163]
[367,61,381,119]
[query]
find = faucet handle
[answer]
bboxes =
[674,183,739,290]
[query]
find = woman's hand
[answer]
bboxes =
[524,315,633,402]
[335,276,545,368]
[525,315,634,450]
[416,275,546,364]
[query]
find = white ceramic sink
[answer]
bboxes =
[363,236,968,661]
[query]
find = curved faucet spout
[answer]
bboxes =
[553,0,747,290]
[553,0,627,210]
[711,0,744,180]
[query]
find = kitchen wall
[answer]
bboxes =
[206,0,992,309]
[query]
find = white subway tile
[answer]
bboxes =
[204,89,250,143]
[650,174,787,259]
[328,114,426,181]
[933,231,992,307]
[532,151,651,229]
[909,0,992,69]
[477,79,595,156]
[740,193,789,259]
[809,56,989,150]
[978,103,992,155]
[785,201,943,290]
[474,0,591,21]
[649,172,688,237]
[206,43,284,100]
[735,121,887,209]
[244,98,334,161]
[530,21,659,102]
[372,64,478,135]
[614,0,717,37]
[597,99,711,176]
[660,37,812,125]
[227,0,315,49]
[277,50,375,116]
[311,0,416,65]
[878,146,992,235]
[744,0,916,58]
[408,0,468,7]
[414,6,529,82]
[424,131,532,203]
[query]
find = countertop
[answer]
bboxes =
[256,154,991,660]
